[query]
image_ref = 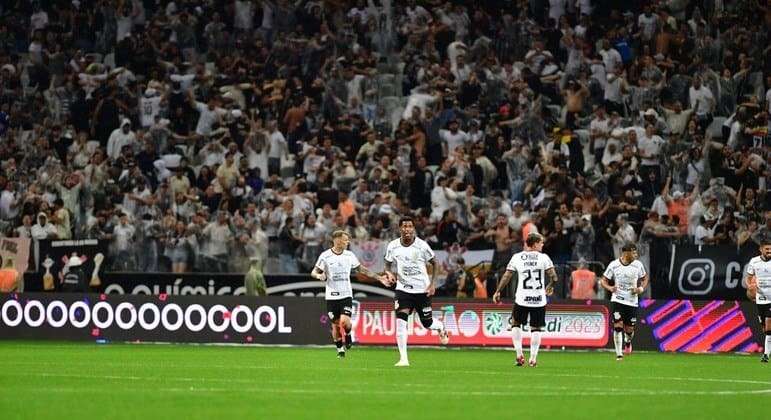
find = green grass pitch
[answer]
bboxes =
[0,341,768,420]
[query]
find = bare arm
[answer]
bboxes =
[352,265,389,286]
[310,266,325,281]
[661,174,672,199]
[635,274,649,294]
[457,272,467,296]
[545,267,557,296]
[426,258,437,295]
[493,270,517,303]
[746,274,757,300]
[384,260,395,286]
[599,276,616,293]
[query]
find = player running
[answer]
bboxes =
[384,217,450,367]
[745,237,771,363]
[493,233,557,367]
[600,243,648,361]
[311,230,389,358]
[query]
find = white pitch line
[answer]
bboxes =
[162,387,771,397]
[6,360,771,386]
[16,372,614,393]
[0,385,768,397]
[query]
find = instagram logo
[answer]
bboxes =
[677,259,715,296]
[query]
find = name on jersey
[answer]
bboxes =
[523,261,538,267]
[524,296,542,303]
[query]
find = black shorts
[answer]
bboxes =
[612,302,638,326]
[512,305,546,329]
[326,297,353,320]
[394,290,431,313]
[757,303,771,324]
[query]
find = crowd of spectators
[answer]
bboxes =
[0,0,768,279]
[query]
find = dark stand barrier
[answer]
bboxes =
[1,294,764,353]
[24,272,395,297]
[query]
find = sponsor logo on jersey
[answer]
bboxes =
[402,265,423,276]
[524,296,542,303]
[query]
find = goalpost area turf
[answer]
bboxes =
[0,341,768,420]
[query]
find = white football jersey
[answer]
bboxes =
[385,237,435,294]
[603,259,646,307]
[746,256,771,304]
[140,96,162,128]
[314,249,360,300]
[506,251,554,307]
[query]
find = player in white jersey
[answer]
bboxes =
[312,230,388,358]
[600,243,648,361]
[383,217,450,367]
[745,238,771,363]
[139,89,162,128]
[493,233,557,367]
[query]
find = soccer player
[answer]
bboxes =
[311,230,388,358]
[599,243,648,361]
[384,217,450,367]
[745,238,771,363]
[493,233,557,367]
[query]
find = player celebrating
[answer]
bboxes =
[600,243,648,361]
[312,230,388,358]
[745,238,771,363]
[493,233,557,367]
[384,217,449,367]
